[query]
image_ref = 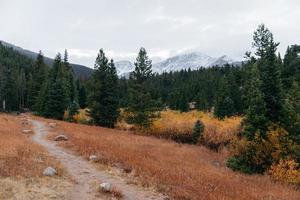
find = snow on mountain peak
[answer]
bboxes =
[115,52,237,77]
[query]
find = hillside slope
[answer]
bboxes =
[37,116,300,200]
[0,40,93,79]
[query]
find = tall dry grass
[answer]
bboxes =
[148,110,242,149]
[43,117,300,200]
[0,114,62,177]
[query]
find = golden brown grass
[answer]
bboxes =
[118,110,242,149]
[152,110,241,138]
[0,114,63,177]
[40,116,300,200]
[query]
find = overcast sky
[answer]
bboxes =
[0,0,299,67]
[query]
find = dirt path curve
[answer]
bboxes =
[31,119,167,200]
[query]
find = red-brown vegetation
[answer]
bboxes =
[40,116,300,200]
[0,114,63,177]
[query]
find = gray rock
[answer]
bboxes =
[99,182,112,192]
[89,155,98,162]
[43,167,57,176]
[212,160,221,167]
[49,123,57,128]
[54,135,68,141]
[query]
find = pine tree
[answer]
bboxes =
[227,71,243,114]
[88,50,119,128]
[191,120,204,144]
[126,47,160,128]
[282,45,300,88]
[178,92,189,112]
[63,50,77,103]
[67,101,80,121]
[0,64,18,111]
[27,51,48,110]
[42,53,69,119]
[169,88,189,112]
[253,24,283,123]
[77,79,87,109]
[282,82,300,144]
[214,78,235,119]
[243,65,269,140]
[196,89,209,112]
[18,68,26,109]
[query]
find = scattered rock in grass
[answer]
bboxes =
[89,155,98,162]
[49,123,57,128]
[43,167,57,176]
[22,130,32,134]
[54,135,68,141]
[212,160,221,167]
[99,182,112,192]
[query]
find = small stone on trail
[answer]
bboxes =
[54,135,68,141]
[43,167,57,176]
[22,130,32,134]
[99,182,112,192]
[89,155,98,162]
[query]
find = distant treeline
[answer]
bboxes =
[0,46,87,117]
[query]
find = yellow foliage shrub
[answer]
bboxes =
[118,109,242,148]
[73,109,91,124]
[150,110,203,135]
[269,159,300,184]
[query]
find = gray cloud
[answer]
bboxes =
[0,0,299,67]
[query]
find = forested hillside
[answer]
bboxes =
[0,41,93,79]
[0,44,87,115]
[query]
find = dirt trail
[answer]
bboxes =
[31,119,166,200]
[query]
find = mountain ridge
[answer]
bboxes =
[115,52,241,77]
[0,40,93,79]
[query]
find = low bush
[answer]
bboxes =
[269,159,300,185]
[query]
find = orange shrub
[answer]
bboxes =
[148,110,242,148]
[269,159,300,184]
[151,110,203,135]
[73,109,91,124]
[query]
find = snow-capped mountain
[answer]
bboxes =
[115,52,238,77]
[115,60,134,77]
[152,53,235,73]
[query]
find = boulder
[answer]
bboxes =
[54,135,68,141]
[99,182,112,192]
[22,130,32,134]
[89,155,98,162]
[43,167,57,176]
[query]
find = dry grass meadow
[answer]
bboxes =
[117,110,242,150]
[41,115,300,200]
[0,114,71,200]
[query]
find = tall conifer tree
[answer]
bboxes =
[28,51,48,110]
[253,24,283,123]
[126,47,160,128]
[88,49,119,128]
